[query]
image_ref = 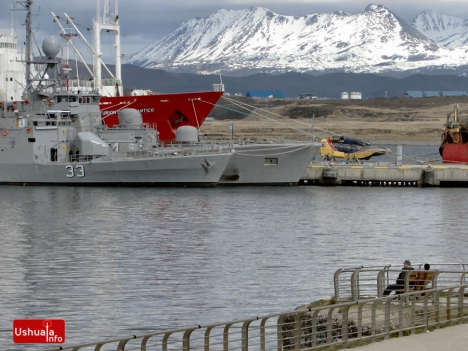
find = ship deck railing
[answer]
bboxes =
[199,136,319,145]
[93,146,231,162]
[66,78,122,90]
[95,123,159,133]
[46,282,468,351]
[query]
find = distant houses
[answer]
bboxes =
[299,93,318,99]
[341,92,362,100]
[443,91,468,97]
[404,91,468,98]
[246,90,285,99]
[243,89,468,99]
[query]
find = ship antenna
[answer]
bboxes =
[9,2,15,34]
[25,0,33,90]
[12,1,34,91]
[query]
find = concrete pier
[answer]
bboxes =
[350,323,468,351]
[301,163,468,187]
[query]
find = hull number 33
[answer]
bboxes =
[66,165,85,178]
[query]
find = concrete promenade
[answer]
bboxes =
[351,323,468,351]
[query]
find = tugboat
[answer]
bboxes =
[439,105,468,164]
[0,0,232,186]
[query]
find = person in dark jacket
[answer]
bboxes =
[383,260,414,296]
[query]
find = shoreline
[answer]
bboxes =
[200,119,444,146]
[206,96,464,146]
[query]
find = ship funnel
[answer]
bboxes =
[42,36,61,58]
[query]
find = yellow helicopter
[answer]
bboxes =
[319,135,391,161]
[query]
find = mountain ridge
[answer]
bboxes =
[127,4,468,76]
[120,64,468,99]
[412,10,468,47]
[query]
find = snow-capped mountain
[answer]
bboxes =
[128,4,468,76]
[412,11,468,48]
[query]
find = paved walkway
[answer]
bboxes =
[351,323,468,351]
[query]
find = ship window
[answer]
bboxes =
[10,77,13,81]
[265,158,278,165]
[50,148,58,162]
[461,131,468,143]
[28,138,36,143]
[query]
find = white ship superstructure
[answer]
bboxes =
[51,0,123,97]
[0,28,25,102]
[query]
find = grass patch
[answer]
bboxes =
[304,298,336,309]
[283,105,335,118]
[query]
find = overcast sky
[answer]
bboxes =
[2,0,468,65]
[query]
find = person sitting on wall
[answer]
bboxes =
[418,263,433,295]
[383,260,414,296]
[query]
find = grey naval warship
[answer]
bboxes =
[218,142,320,185]
[0,0,232,186]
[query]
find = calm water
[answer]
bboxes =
[1,178,467,350]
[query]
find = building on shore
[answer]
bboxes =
[404,90,468,98]
[350,92,362,99]
[246,90,285,99]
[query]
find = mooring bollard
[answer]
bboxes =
[397,145,403,166]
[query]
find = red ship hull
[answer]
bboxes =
[100,91,223,141]
[442,143,468,164]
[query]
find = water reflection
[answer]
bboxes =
[0,185,467,349]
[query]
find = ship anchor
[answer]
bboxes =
[201,159,215,172]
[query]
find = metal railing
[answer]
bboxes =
[46,284,468,351]
[334,265,389,302]
[334,263,468,302]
